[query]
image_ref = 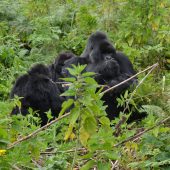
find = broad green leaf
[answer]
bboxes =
[61,88,76,97]
[82,72,95,77]
[80,127,90,146]
[99,116,110,126]
[84,116,97,135]
[84,77,97,85]
[59,99,74,116]
[70,106,80,125]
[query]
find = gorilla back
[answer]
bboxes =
[10,64,63,126]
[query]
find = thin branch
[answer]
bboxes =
[11,165,22,170]
[101,63,159,95]
[114,116,170,147]
[123,62,158,113]
[111,160,119,170]
[7,112,70,149]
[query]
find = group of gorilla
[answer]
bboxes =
[10,31,142,126]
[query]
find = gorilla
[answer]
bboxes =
[10,64,63,126]
[48,52,76,93]
[49,52,76,82]
[82,32,137,93]
[61,31,140,121]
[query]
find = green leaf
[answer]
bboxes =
[80,127,90,146]
[84,116,97,135]
[84,77,97,85]
[61,77,76,82]
[82,72,95,77]
[99,116,110,126]
[64,124,74,141]
[97,161,111,170]
[70,106,80,125]
[59,99,74,116]
[61,88,76,97]
[67,67,77,76]
[80,160,95,170]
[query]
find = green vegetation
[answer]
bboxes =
[0,0,170,169]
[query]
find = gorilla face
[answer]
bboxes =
[86,53,120,81]
[81,31,116,64]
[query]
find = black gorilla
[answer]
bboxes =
[61,31,140,121]
[48,52,76,93]
[49,52,77,82]
[10,64,63,126]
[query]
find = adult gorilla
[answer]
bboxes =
[61,31,140,121]
[10,64,63,126]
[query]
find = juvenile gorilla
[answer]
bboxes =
[10,64,63,126]
[62,31,139,121]
[49,52,76,93]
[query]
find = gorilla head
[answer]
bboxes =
[81,32,119,81]
[81,31,116,63]
[28,63,51,78]
[49,52,76,82]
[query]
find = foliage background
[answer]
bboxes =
[0,0,170,169]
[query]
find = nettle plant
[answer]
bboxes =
[58,65,133,169]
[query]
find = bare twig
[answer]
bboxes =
[51,81,109,88]
[123,62,158,113]
[114,116,170,147]
[31,159,42,168]
[11,165,22,170]
[101,63,159,95]
[7,112,70,149]
[41,147,87,155]
[111,160,119,170]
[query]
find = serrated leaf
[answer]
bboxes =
[84,116,97,135]
[99,116,110,126]
[67,67,77,76]
[59,99,74,116]
[80,127,90,146]
[84,77,97,85]
[70,106,80,125]
[61,88,76,97]
[64,124,74,141]
[82,72,95,77]
[124,90,129,99]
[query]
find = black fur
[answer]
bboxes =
[10,64,63,126]
[62,32,141,121]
